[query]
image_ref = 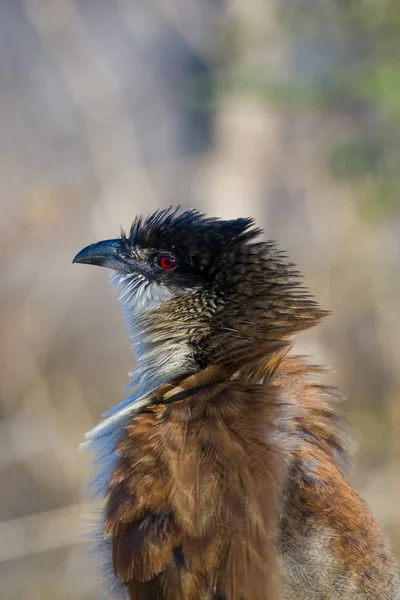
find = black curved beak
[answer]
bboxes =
[73,239,131,272]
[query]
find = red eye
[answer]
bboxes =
[158,255,177,270]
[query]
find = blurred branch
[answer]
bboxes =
[0,502,99,562]
[0,338,92,489]
[147,0,224,65]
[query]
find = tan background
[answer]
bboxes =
[1,1,399,598]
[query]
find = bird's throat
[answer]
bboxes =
[81,274,199,495]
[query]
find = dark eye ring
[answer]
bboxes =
[156,254,177,270]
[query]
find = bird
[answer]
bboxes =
[73,206,399,600]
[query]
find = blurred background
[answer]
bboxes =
[1,1,399,598]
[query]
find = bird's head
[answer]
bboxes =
[74,207,326,379]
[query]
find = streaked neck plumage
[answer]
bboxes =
[114,271,199,395]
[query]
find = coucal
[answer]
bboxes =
[74,207,399,600]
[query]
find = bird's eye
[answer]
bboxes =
[157,255,177,270]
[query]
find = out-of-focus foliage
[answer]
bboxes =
[279,0,400,217]
[202,1,400,217]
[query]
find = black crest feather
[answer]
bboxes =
[120,206,262,270]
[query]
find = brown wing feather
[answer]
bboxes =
[105,349,399,599]
[106,370,286,600]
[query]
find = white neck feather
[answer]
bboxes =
[82,272,197,495]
